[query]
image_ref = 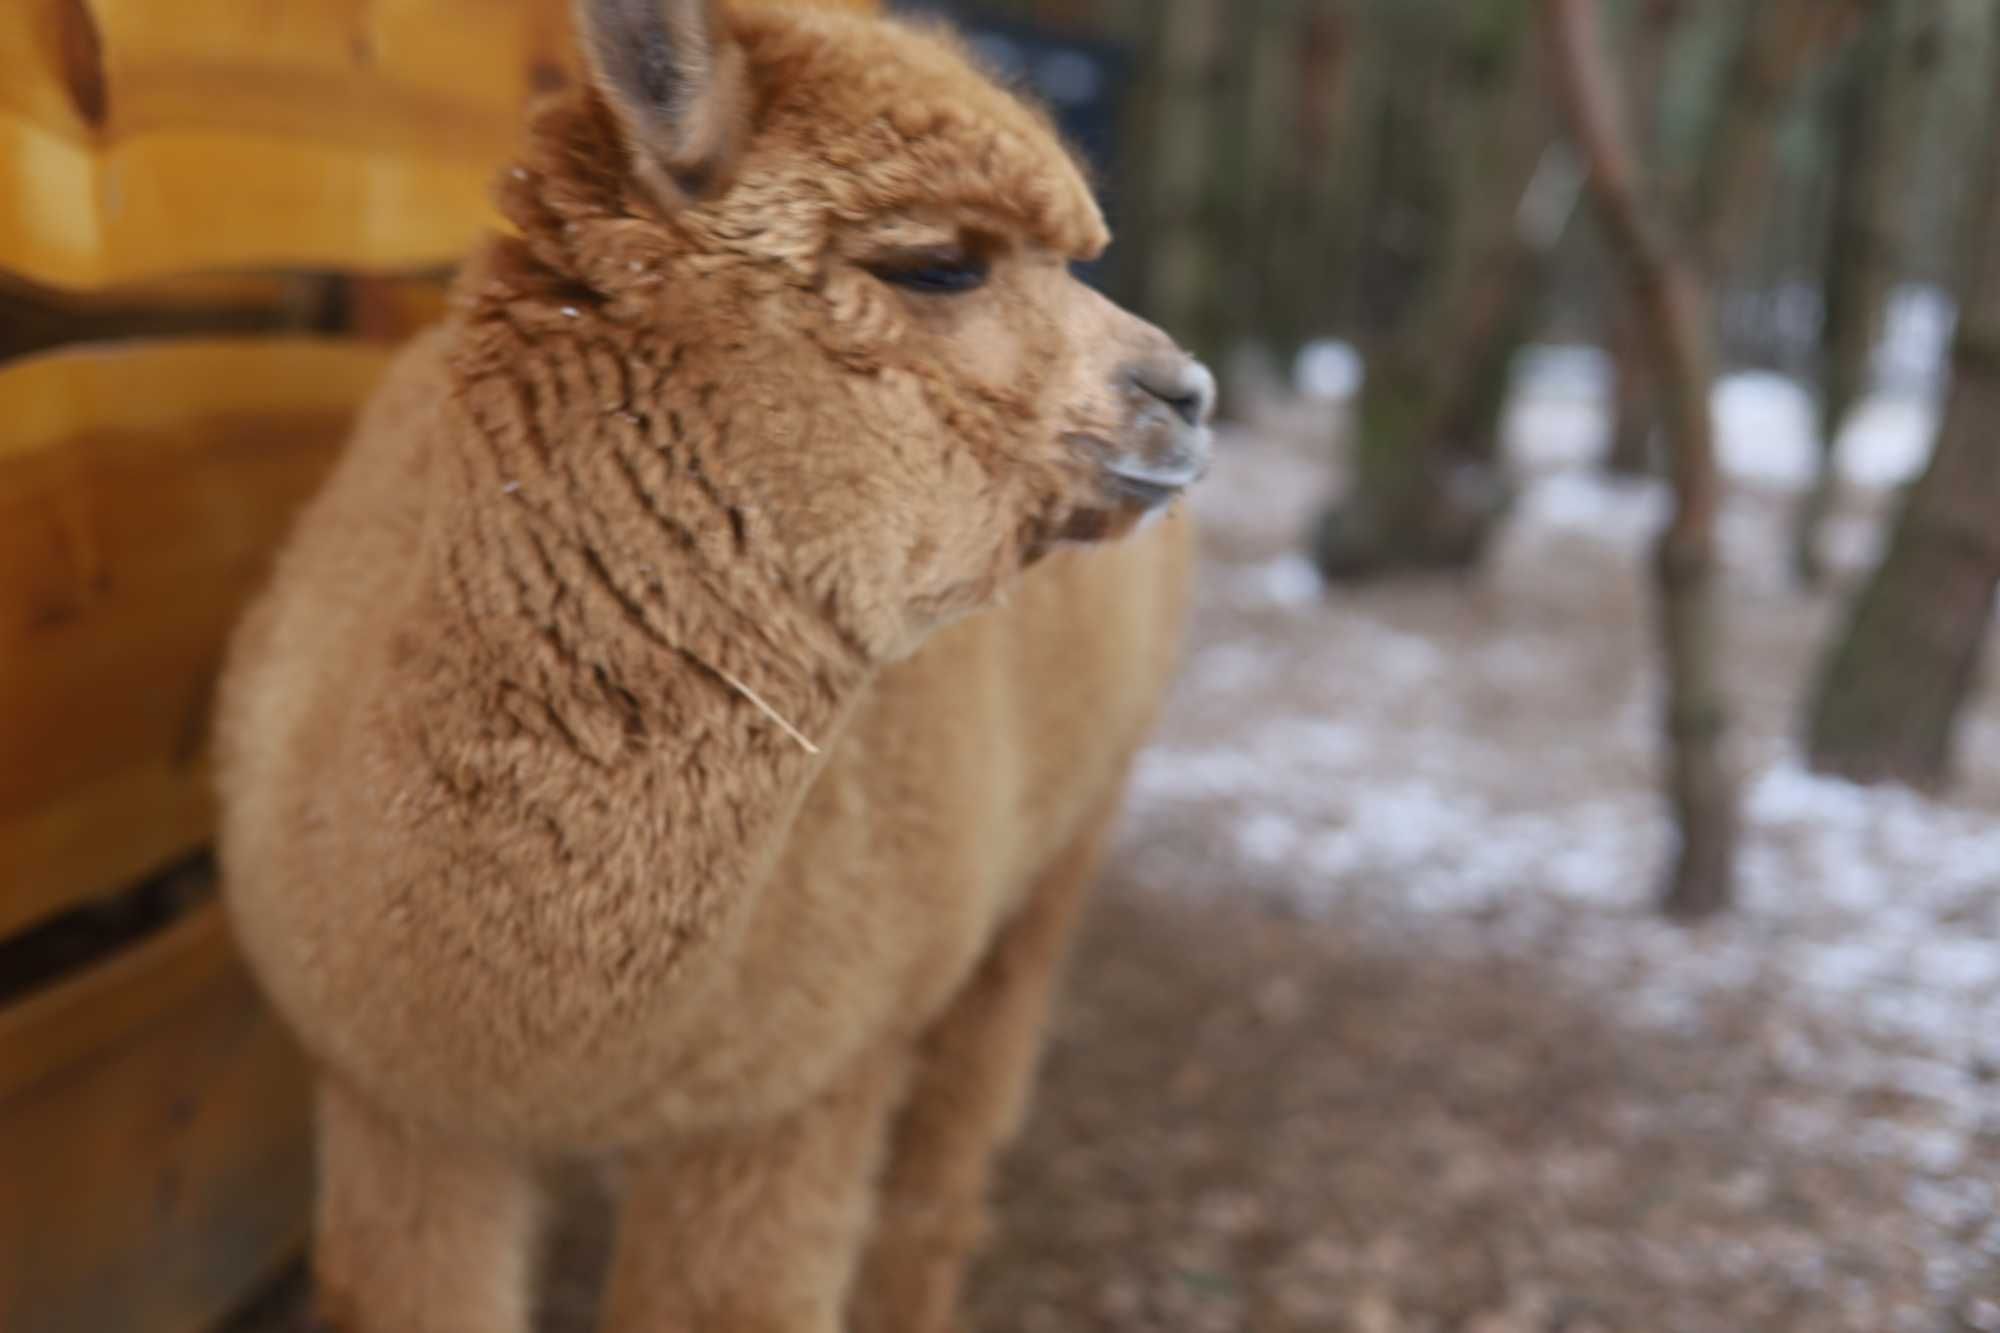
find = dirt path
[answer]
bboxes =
[962,404,1999,1333]
[971,882,1993,1333]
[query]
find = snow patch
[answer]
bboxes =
[1233,553,1325,609]
[1294,339,1363,403]
[1516,472,1667,543]
[1714,373,1819,485]
[1501,340,1940,492]
[1837,395,1938,490]
[1122,404,2000,1273]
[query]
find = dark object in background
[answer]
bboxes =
[893,3,1132,288]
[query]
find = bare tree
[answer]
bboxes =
[1542,0,1740,917]
[1802,31,2000,789]
[1792,0,1931,585]
[1602,0,1684,477]
[1308,0,1555,580]
[1256,0,1354,369]
[1144,0,1230,370]
[1697,3,1869,270]
[1603,0,1861,477]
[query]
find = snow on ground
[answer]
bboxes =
[1088,361,2000,1328]
[1304,330,1945,496]
[1496,343,1943,491]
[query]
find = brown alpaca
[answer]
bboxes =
[212,2,1213,1329]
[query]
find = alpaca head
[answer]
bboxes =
[498,0,1213,659]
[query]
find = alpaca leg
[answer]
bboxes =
[596,1052,910,1333]
[847,799,1120,1333]
[310,1079,545,1333]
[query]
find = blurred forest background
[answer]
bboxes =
[898,0,2000,917]
[867,2,2000,1329]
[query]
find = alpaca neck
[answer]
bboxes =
[391,327,878,920]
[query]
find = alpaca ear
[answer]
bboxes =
[574,0,750,209]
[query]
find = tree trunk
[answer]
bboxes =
[1258,0,1350,369]
[1690,0,1864,277]
[1320,3,1398,339]
[1804,44,2000,790]
[1096,0,1167,315]
[1606,0,1858,477]
[1309,0,1552,580]
[1210,0,1288,417]
[1601,0,1678,476]
[1793,0,1927,585]
[1144,0,1228,368]
[1606,299,1660,474]
[1543,0,1741,918]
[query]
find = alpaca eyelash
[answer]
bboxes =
[867,253,991,295]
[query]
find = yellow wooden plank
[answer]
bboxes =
[0,333,390,460]
[1,0,878,153]
[0,269,302,314]
[0,0,881,288]
[0,121,510,288]
[0,893,232,1101]
[0,0,570,283]
[0,270,337,365]
[0,761,215,945]
[0,339,392,935]
[0,900,314,1333]
[0,0,576,156]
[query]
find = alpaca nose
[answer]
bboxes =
[1098,354,1216,509]
[1125,358,1216,429]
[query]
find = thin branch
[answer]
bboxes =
[1543,0,1718,545]
[1542,0,1740,916]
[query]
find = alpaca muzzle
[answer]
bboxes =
[1102,355,1215,509]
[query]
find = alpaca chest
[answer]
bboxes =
[636,719,1040,1125]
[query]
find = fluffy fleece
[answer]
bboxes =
[213,3,1211,1329]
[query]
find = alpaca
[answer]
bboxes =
[212,1,1213,1329]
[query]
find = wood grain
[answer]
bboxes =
[0,0,880,287]
[0,339,393,936]
[0,901,314,1333]
[0,0,576,153]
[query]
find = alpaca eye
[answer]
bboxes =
[872,255,990,294]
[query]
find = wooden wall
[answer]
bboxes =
[0,2,869,1329]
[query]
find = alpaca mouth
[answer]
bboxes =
[1062,431,1211,513]
[1101,458,1206,510]
[1029,431,1208,559]
[1039,464,1201,551]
